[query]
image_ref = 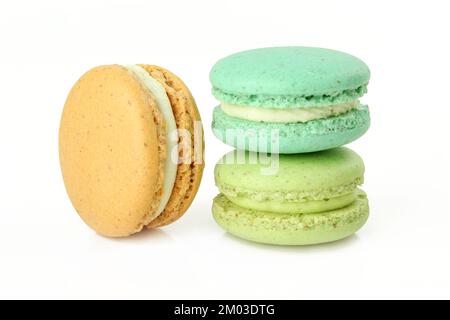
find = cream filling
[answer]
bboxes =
[125,65,178,216]
[221,100,359,123]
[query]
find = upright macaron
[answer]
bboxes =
[210,47,371,153]
[213,148,369,245]
[59,65,204,237]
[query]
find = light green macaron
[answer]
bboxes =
[212,148,369,245]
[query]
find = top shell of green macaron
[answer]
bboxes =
[210,47,370,108]
[215,147,364,201]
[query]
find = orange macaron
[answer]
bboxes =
[59,64,204,237]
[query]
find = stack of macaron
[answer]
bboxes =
[210,47,371,245]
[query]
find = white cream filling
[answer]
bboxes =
[125,65,178,216]
[221,100,359,123]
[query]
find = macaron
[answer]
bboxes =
[210,47,371,153]
[59,65,204,237]
[212,148,369,245]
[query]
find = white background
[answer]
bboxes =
[0,0,449,299]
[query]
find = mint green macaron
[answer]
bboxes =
[210,47,371,153]
[212,148,369,245]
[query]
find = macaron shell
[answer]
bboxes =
[210,47,370,108]
[59,65,166,237]
[212,190,369,246]
[215,148,364,196]
[140,65,205,228]
[212,104,370,153]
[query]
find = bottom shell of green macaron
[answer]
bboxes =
[212,105,370,154]
[212,190,369,246]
